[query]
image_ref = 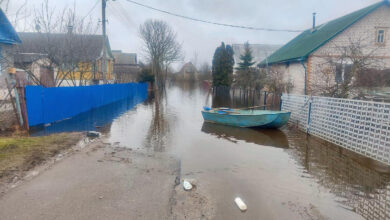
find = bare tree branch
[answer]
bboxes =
[139,20,182,91]
[311,34,385,98]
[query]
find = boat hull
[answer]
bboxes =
[201,110,290,128]
[256,112,291,128]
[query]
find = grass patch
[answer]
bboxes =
[0,133,82,180]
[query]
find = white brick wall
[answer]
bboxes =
[272,5,390,95]
[313,5,390,63]
[269,62,307,95]
[284,62,306,95]
[310,5,390,88]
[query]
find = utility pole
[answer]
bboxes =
[101,0,107,83]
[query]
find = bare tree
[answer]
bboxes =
[14,0,99,87]
[191,51,199,69]
[0,0,10,13]
[139,19,182,91]
[0,0,29,30]
[311,36,385,98]
[266,67,294,94]
[0,0,29,94]
[198,62,212,81]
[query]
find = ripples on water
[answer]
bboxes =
[285,128,390,219]
[32,82,390,219]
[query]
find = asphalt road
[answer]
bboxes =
[0,139,186,220]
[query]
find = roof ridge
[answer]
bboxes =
[259,0,387,66]
[17,32,103,37]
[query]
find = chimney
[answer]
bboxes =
[312,12,316,30]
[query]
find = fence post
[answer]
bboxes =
[263,91,267,110]
[306,98,312,134]
[17,86,29,130]
[5,78,25,128]
[279,94,283,111]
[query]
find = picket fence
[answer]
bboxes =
[281,94,390,165]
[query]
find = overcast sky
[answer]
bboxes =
[5,0,381,70]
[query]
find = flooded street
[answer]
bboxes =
[1,0,389,219]
[105,83,390,220]
[25,82,390,219]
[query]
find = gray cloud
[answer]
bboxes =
[7,0,380,69]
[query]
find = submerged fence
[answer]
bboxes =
[25,83,147,127]
[281,94,390,165]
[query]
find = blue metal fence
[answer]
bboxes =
[25,83,147,126]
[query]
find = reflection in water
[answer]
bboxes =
[175,82,390,219]
[201,122,289,148]
[143,89,172,152]
[211,87,232,108]
[35,80,390,219]
[210,86,278,109]
[172,80,199,97]
[30,93,147,136]
[286,130,390,219]
[143,82,390,220]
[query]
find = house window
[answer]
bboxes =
[335,64,342,83]
[377,29,385,44]
[335,63,352,83]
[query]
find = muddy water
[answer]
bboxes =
[106,82,390,220]
[31,82,390,219]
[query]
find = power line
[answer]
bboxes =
[82,0,100,20]
[112,2,135,26]
[108,3,134,28]
[123,0,303,33]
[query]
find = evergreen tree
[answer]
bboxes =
[212,42,235,87]
[236,42,255,70]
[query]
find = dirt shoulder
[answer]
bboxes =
[0,135,214,220]
[0,132,83,193]
[172,179,216,220]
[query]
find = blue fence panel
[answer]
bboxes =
[25,83,148,126]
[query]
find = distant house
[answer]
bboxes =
[112,50,140,83]
[259,1,390,95]
[14,32,114,87]
[232,44,281,71]
[176,62,199,81]
[0,9,21,90]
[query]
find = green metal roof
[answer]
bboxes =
[259,1,389,66]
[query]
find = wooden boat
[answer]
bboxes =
[201,107,291,128]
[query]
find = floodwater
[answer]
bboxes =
[35,82,390,219]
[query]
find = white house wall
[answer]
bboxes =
[0,44,15,89]
[272,62,306,95]
[311,5,390,71]
[308,4,390,94]
[286,62,306,95]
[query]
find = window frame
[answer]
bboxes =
[335,62,353,83]
[377,29,385,44]
[375,27,387,46]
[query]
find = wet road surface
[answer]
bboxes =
[0,139,180,220]
[27,82,390,219]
